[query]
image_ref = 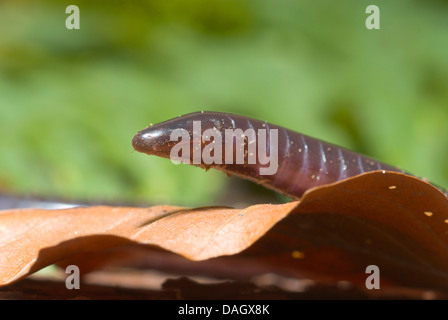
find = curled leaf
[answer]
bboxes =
[1,171,447,297]
[0,203,296,286]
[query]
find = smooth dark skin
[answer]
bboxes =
[132,111,446,199]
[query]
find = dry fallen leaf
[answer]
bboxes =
[1,171,448,298]
[0,202,296,286]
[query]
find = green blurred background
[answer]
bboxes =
[0,0,447,206]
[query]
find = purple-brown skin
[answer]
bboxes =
[132,111,445,199]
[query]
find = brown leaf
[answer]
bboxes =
[1,171,448,297]
[0,202,296,286]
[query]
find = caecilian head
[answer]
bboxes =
[132,111,232,160]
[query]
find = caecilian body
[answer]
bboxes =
[131,111,427,199]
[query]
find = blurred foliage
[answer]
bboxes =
[0,0,447,205]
